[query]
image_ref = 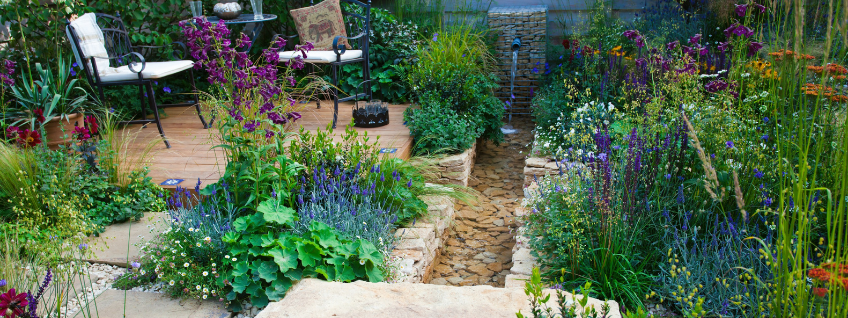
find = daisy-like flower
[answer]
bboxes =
[202,271,209,276]
[169,280,175,286]
[231,258,237,261]
[180,272,186,277]
[196,285,201,290]
[184,263,190,268]
[196,243,201,247]
[224,255,230,259]
[202,295,208,299]
[188,227,194,232]
[203,288,209,293]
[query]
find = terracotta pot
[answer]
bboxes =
[43,113,82,149]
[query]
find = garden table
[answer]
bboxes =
[203,14,276,52]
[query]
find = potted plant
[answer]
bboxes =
[9,56,87,148]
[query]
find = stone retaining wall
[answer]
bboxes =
[432,142,478,187]
[391,192,456,283]
[523,156,560,187]
[504,205,534,289]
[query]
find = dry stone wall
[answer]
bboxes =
[427,142,478,187]
[523,156,561,187]
[391,192,456,283]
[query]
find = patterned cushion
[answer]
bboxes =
[290,0,348,51]
[69,13,119,76]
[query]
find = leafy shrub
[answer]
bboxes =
[405,64,504,154]
[653,213,772,317]
[220,197,383,310]
[334,7,421,103]
[77,168,165,234]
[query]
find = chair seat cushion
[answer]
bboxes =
[278,50,362,64]
[99,60,194,83]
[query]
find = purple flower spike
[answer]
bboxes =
[666,41,679,51]
[688,34,701,44]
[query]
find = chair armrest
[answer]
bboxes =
[132,41,188,60]
[89,52,147,81]
[332,32,366,55]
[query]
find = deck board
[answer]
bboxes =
[118,101,412,189]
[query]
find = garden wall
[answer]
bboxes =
[391,192,456,283]
[428,141,479,187]
[523,156,560,187]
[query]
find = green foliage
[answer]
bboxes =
[405,64,504,154]
[76,168,165,235]
[333,7,420,103]
[220,198,382,310]
[8,57,88,127]
[517,268,613,318]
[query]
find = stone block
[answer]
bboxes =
[504,274,529,289]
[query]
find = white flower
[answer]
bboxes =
[180,272,186,277]
[359,259,366,265]
[169,280,175,286]
[184,263,190,268]
[196,243,201,247]
[202,295,208,299]
[196,285,201,290]
[203,288,209,293]
[212,263,216,267]
[188,227,194,232]
[231,258,237,261]
[203,271,209,276]
[174,240,180,244]
[224,255,230,259]
[204,237,211,242]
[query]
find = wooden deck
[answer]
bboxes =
[120,101,413,189]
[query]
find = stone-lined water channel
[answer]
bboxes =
[429,117,534,287]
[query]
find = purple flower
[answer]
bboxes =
[754,169,764,179]
[622,30,639,40]
[432,33,438,42]
[753,4,766,14]
[275,36,287,49]
[286,112,302,122]
[238,33,251,48]
[264,129,275,139]
[163,86,172,93]
[762,134,769,141]
[666,41,679,51]
[733,25,754,37]
[131,261,141,269]
[78,243,88,250]
[718,41,732,52]
[0,279,6,287]
[70,68,77,76]
[726,141,735,149]
[748,42,763,57]
[688,33,701,44]
[705,80,729,93]
[407,180,412,187]
[735,4,748,17]
[243,120,259,132]
[267,112,288,125]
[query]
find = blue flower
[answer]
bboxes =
[78,243,89,250]
[762,134,768,141]
[726,141,735,149]
[163,86,172,93]
[664,173,671,180]
[763,117,769,123]
[70,69,77,76]
[532,67,538,73]
[432,33,438,42]
[72,62,78,68]
[754,168,764,179]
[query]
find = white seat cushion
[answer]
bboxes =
[98,60,194,83]
[278,50,362,64]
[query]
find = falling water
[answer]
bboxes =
[501,50,519,135]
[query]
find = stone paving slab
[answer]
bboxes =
[256,278,621,318]
[85,212,169,267]
[73,290,229,318]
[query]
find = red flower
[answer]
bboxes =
[16,129,41,148]
[5,126,19,140]
[84,115,98,134]
[0,288,29,318]
[33,109,45,124]
[562,39,570,50]
[74,126,91,141]
[812,287,828,297]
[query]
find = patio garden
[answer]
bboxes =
[0,0,845,317]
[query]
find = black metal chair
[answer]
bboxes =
[65,13,210,148]
[277,0,372,129]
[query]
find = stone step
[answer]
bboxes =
[256,279,621,318]
[73,289,229,318]
[84,212,169,267]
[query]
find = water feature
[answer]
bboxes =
[501,37,520,135]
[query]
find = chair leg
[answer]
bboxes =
[311,64,321,109]
[146,82,170,148]
[190,68,211,128]
[332,64,339,129]
[363,54,372,101]
[139,83,148,123]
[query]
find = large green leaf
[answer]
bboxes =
[296,240,323,268]
[258,199,296,226]
[308,222,340,249]
[268,245,299,272]
[256,260,279,282]
[265,275,292,301]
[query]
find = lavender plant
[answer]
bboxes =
[293,166,399,252]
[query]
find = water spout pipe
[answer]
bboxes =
[511,37,521,52]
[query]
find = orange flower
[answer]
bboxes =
[825,63,848,74]
[830,95,848,103]
[812,287,828,297]
[808,66,824,74]
[809,268,832,282]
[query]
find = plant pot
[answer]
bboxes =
[43,113,82,149]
